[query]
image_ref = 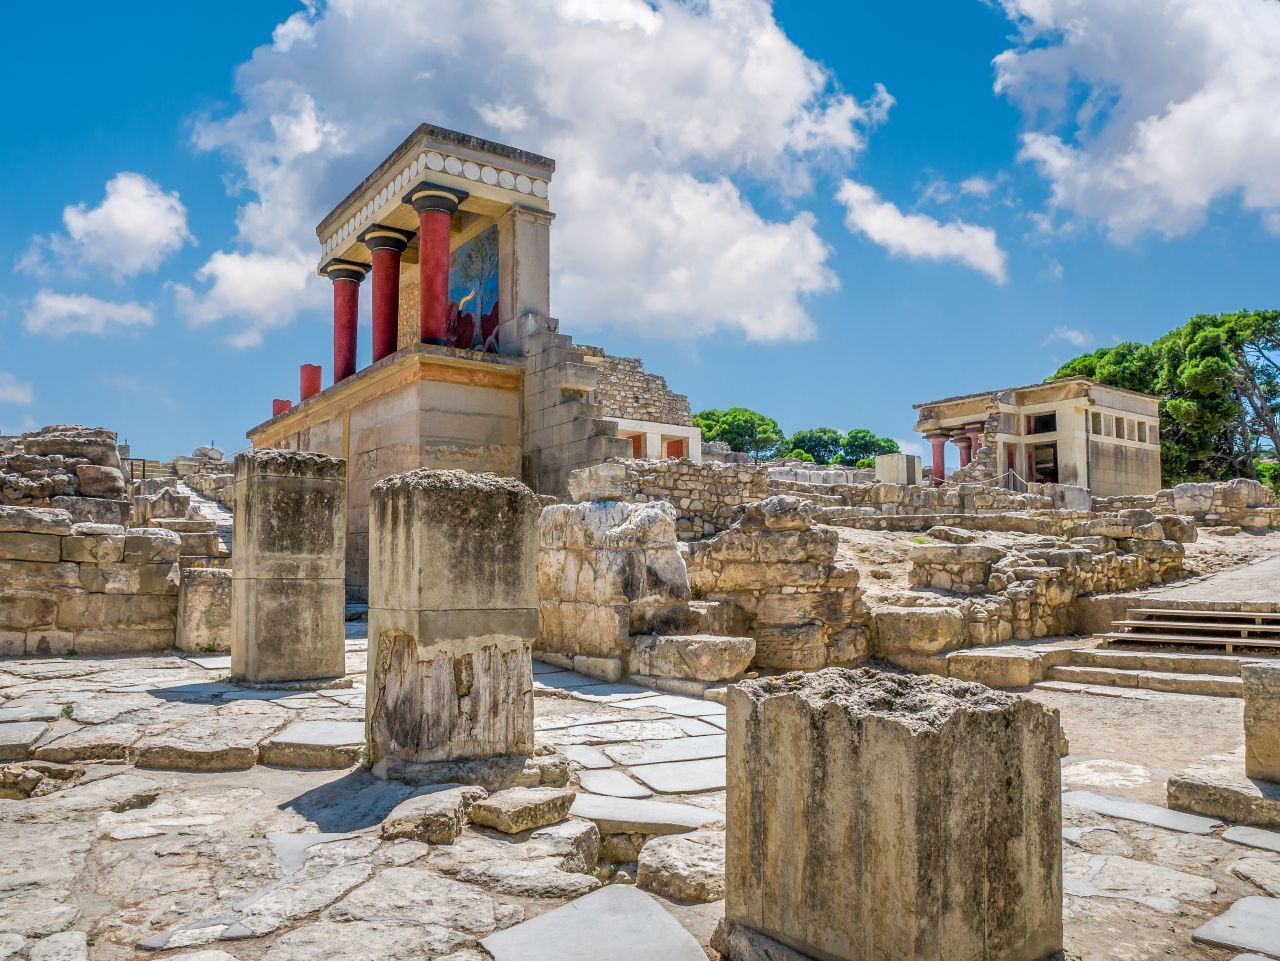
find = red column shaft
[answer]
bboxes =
[956,436,972,468]
[371,246,402,361]
[300,364,322,401]
[968,429,983,458]
[333,279,359,383]
[272,399,292,417]
[418,208,452,343]
[928,437,947,485]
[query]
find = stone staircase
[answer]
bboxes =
[1043,607,1280,697]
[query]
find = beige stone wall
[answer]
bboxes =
[1095,478,1280,530]
[578,345,692,426]
[0,506,180,655]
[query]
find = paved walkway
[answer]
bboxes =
[179,479,234,552]
[1144,554,1280,606]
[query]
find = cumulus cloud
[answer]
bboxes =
[17,173,194,279]
[994,0,1280,239]
[23,291,155,337]
[181,0,890,345]
[1044,326,1095,347]
[836,180,1008,283]
[171,250,322,349]
[0,373,34,406]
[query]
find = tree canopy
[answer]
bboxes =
[693,411,899,466]
[1049,309,1280,488]
[693,408,785,461]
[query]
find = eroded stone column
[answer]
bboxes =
[1243,661,1280,782]
[714,668,1063,961]
[367,469,539,780]
[230,450,346,682]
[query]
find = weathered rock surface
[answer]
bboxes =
[636,828,725,902]
[323,867,523,935]
[469,787,575,834]
[380,785,488,844]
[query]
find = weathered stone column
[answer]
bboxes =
[367,469,539,779]
[1243,661,1280,782]
[320,258,367,383]
[231,450,346,682]
[358,224,414,362]
[714,668,1062,961]
[925,433,949,486]
[403,182,468,345]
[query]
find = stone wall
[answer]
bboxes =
[685,497,870,671]
[1,425,130,525]
[185,472,234,509]
[1094,478,1280,530]
[578,345,692,426]
[0,505,180,656]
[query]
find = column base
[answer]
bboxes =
[421,336,449,347]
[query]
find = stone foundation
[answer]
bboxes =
[177,567,232,653]
[719,668,1062,961]
[1243,662,1280,783]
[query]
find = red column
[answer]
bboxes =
[953,433,972,468]
[358,226,414,362]
[926,433,949,485]
[320,261,367,384]
[272,399,292,417]
[967,425,984,458]
[300,364,322,401]
[403,182,468,345]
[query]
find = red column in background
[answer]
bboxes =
[954,433,972,468]
[320,259,367,384]
[358,226,414,362]
[967,426,984,459]
[300,364,322,401]
[272,399,292,417]
[403,182,468,345]
[926,434,949,485]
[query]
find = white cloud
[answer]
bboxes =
[894,437,925,459]
[1044,326,1095,348]
[0,373,34,406]
[836,180,1008,283]
[959,176,996,198]
[183,0,890,345]
[23,291,155,337]
[18,173,194,279]
[994,0,1280,239]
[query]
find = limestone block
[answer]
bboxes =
[233,450,346,580]
[637,829,725,903]
[74,464,126,499]
[752,624,828,671]
[177,568,232,652]
[0,591,57,631]
[51,496,129,526]
[875,606,967,657]
[1159,515,1198,544]
[368,470,539,773]
[628,635,755,681]
[469,786,575,834]
[380,784,489,844]
[61,530,125,563]
[1243,662,1280,783]
[0,506,73,535]
[123,528,181,564]
[567,462,631,502]
[723,669,1062,961]
[538,600,629,659]
[572,655,623,682]
[0,532,61,563]
[56,593,176,630]
[232,577,345,681]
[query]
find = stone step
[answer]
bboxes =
[1068,647,1249,676]
[1047,664,1242,697]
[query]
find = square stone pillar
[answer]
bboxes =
[715,668,1062,961]
[1243,661,1280,782]
[230,450,346,682]
[367,469,540,777]
[498,205,553,357]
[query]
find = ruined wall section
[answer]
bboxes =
[1,425,130,525]
[578,345,692,427]
[0,506,180,656]
[1095,478,1280,530]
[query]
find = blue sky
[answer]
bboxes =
[2,0,1277,460]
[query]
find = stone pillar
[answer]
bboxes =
[497,204,554,356]
[321,258,367,383]
[952,431,972,468]
[359,224,414,362]
[367,469,539,778]
[715,668,1062,961]
[300,364,322,401]
[272,399,292,417]
[403,182,469,345]
[231,450,346,682]
[925,433,948,486]
[1243,661,1280,782]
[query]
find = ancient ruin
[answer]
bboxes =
[3,119,1280,961]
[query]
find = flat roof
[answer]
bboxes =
[317,123,556,237]
[913,376,1159,410]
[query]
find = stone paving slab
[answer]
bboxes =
[604,734,726,768]
[569,794,724,835]
[1063,790,1224,834]
[615,694,726,718]
[578,769,651,799]
[534,672,600,691]
[628,757,726,794]
[558,745,613,770]
[1192,896,1280,955]
[259,721,365,769]
[669,717,722,736]
[1168,749,1280,831]
[0,721,49,761]
[480,883,705,961]
[532,661,565,675]
[1224,825,1280,855]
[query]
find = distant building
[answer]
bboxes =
[913,377,1161,496]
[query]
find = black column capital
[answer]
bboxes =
[402,181,469,216]
[319,257,369,283]
[358,223,415,253]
